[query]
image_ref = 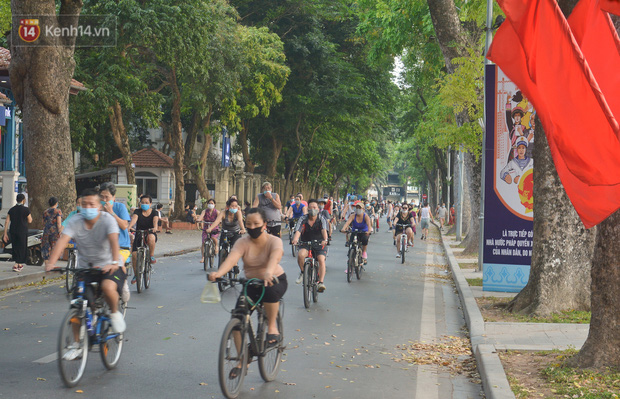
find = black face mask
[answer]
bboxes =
[247,226,263,239]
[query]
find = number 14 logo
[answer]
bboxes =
[19,19,40,43]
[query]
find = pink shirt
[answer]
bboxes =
[230,234,285,279]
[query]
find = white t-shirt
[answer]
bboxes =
[420,207,431,219]
[63,212,119,269]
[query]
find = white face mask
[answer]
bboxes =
[319,205,325,210]
[207,203,215,210]
[356,209,364,215]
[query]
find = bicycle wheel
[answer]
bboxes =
[65,251,76,294]
[347,248,355,283]
[203,241,210,271]
[57,308,89,387]
[355,252,363,280]
[99,305,123,370]
[208,242,216,269]
[312,262,319,303]
[400,236,406,264]
[258,309,284,382]
[143,250,152,290]
[136,249,144,294]
[218,318,248,399]
[218,249,229,292]
[302,260,312,309]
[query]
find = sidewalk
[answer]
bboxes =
[0,229,203,291]
[436,224,589,399]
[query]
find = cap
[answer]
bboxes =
[354,200,363,207]
[515,136,528,148]
[318,198,327,203]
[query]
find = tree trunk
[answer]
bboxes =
[9,0,81,228]
[239,121,255,173]
[108,101,135,185]
[507,0,595,316]
[567,210,620,368]
[192,133,213,201]
[266,134,283,178]
[426,0,466,73]
[460,152,481,255]
[169,70,185,220]
[507,122,594,315]
[184,110,201,165]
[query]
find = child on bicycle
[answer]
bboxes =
[46,188,127,333]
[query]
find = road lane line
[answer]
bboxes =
[33,352,58,364]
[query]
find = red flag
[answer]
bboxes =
[487,0,620,228]
[600,0,620,15]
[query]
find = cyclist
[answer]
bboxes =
[208,208,287,361]
[317,198,333,239]
[296,193,308,207]
[419,202,434,240]
[128,194,159,284]
[365,200,376,233]
[46,188,126,337]
[197,198,220,263]
[291,199,329,291]
[253,181,283,237]
[371,200,381,232]
[392,204,416,258]
[341,195,357,244]
[99,182,132,301]
[340,200,372,265]
[284,194,306,231]
[206,197,246,248]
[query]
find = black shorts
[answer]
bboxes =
[222,232,242,250]
[74,267,127,299]
[132,231,157,252]
[299,242,327,258]
[350,232,369,246]
[267,224,281,237]
[239,273,288,304]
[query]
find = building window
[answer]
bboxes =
[136,171,158,199]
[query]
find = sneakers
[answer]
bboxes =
[295,272,303,284]
[408,241,413,247]
[109,311,126,333]
[150,256,157,264]
[396,254,401,258]
[165,231,172,234]
[63,343,83,361]
[317,282,326,292]
[122,280,131,303]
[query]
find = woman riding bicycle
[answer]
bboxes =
[392,204,416,258]
[128,194,159,284]
[208,208,287,359]
[206,197,246,248]
[197,198,220,263]
[340,201,372,264]
[284,194,307,231]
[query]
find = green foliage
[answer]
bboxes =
[0,0,10,46]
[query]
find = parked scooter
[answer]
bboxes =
[0,228,44,266]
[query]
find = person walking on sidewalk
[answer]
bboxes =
[4,193,32,272]
[253,181,283,237]
[437,203,448,229]
[419,202,434,240]
[41,197,63,261]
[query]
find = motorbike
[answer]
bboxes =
[0,228,44,266]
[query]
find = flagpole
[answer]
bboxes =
[478,0,494,272]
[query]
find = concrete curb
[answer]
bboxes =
[0,270,63,291]
[434,222,516,399]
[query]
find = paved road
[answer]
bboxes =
[0,226,482,398]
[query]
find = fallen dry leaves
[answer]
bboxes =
[392,336,480,383]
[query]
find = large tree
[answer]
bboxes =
[9,0,81,227]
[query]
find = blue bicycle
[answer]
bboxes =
[57,268,127,387]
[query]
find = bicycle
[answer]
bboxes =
[287,218,299,257]
[343,229,366,282]
[298,240,323,309]
[65,240,78,294]
[134,229,153,293]
[395,223,411,264]
[215,277,285,399]
[57,268,127,387]
[198,221,217,271]
[217,229,240,292]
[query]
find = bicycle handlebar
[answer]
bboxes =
[215,276,280,286]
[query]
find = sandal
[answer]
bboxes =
[229,366,243,380]
[12,264,22,272]
[266,333,281,347]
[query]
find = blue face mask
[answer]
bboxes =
[229,208,238,214]
[100,200,114,207]
[82,207,99,220]
[76,206,82,212]
[264,190,271,195]
[140,204,151,211]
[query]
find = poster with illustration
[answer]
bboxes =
[482,65,534,292]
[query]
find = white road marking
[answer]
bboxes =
[33,352,58,364]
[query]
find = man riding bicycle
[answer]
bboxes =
[291,199,329,292]
[392,204,416,257]
[284,194,307,231]
[46,188,126,335]
[317,198,333,239]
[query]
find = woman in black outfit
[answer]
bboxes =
[3,194,33,272]
[128,194,159,284]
